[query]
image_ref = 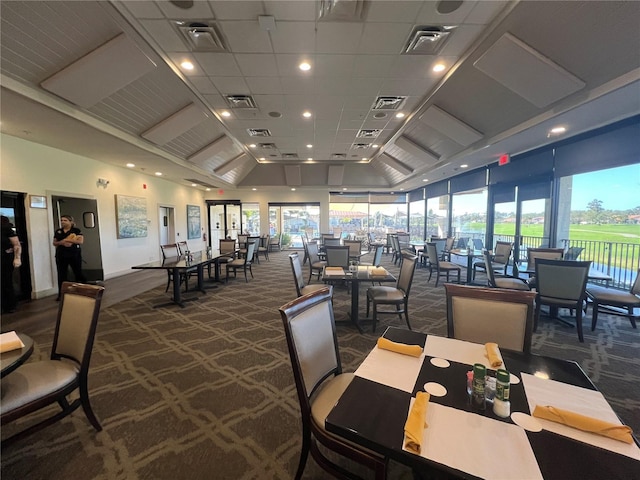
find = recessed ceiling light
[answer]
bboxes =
[306,144,313,148]
[423,178,428,182]
[372,144,379,148]
[259,157,265,161]
[362,157,367,161]
[302,111,312,118]
[221,111,231,117]
[249,143,256,148]
[155,172,163,176]
[433,63,446,72]
[343,187,347,191]
[460,164,468,168]
[299,62,311,71]
[191,183,197,187]
[126,163,135,168]
[181,61,194,70]
[291,188,296,191]
[550,126,566,134]
[252,188,257,191]
[206,188,211,191]
[307,157,313,161]
[395,112,405,118]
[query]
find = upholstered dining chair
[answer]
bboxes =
[534,259,592,342]
[268,233,282,252]
[160,243,188,292]
[1,282,105,445]
[586,269,639,332]
[525,247,564,288]
[211,238,237,279]
[442,236,456,261]
[444,283,536,353]
[324,237,341,248]
[472,241,513,281]
[324,246,350,268]
[289,253,328,298]
[425,242,461,287]
[278,287,387,480]
[257,235,270,262]
[366,253,418,332]
[225,241,256,283]
[343,239,362,260]
[482,250,530,291]
[360,244,384,267]
[306,241,326,283]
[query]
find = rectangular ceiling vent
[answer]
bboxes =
[226,95,257,108]
[352,143,371,149]
[184,179,216,188]
[318,0,368,22]
[247,128,271,137]
[373,96,406,110]
[282,153,299,160]
[259,143,277,149]
[176,22,227,52]
[332,153,347,159]
[404,26,453,55]
[357,129,381,138]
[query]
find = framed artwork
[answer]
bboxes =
[29,195,47,209]
[187,205,201,240]
[115,195,147,238]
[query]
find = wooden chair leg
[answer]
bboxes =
[591,302,599,331]
[576,306,584,342]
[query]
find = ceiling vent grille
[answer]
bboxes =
[318,0,367,21]
[282,153,299,160]
[332,153,347,159]
[373,96,406,110]
[247,128,271,137]
[226,95,257,108]
[357,129,381,138]
[404,26,453,55]
[259,143,277,149]
[352,143,371,149]
[176,22,227,52]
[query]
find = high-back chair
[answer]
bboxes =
[160,243,188,292]
[289,253,328,298]
[525,247,564,287]
[258,235,270,261]
[278,287,387,480]
[268,233,282,252]
[225,241,256,283]
[361,244,384,267]
[210,238,237,279]
[306,241,326,283]
[442,236,456,260]
[483,250,530,291]
[564,246,585,261]
[444,283,536,353]
[534,259,592,342]
[425,242,461,287]
[332,227,343,239]
[472,241,513,281]
[1,282,105,445]
[323,237,341,247]
[324,246,350,268]
[587,269,639,332]
[366,253,418,332]
[343,239,362,260]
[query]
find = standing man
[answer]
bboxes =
[1,215,21,313]
[53,214,86,300]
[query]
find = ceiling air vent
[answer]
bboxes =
[318,0,367,21]
[282,153,299,160]
[373,96,406,110]
[357,129,381,138]
[259,143,277,149]
[247,128,271,137]
[352,143,371,149]
[176,22,227,52]
[331,153,347,159]
[404,26,454,55]
[226,95,257,109]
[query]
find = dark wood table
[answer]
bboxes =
[1,332,34,378]
[132,250,232,307]
[326,327,640,480]
[322,265,396,333]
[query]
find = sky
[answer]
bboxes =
[570,164,640,211]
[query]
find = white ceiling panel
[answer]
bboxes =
[245,76,283,95]
[269,22,317,54]
[316,22,364,55]
[210,76,250,95]
[264,1,317,21]
[139,19,187,52]
[358,23,414,55]
[194,53,241,76]
[220,21,273,53]
[120,1,164,19]
[209,1,264,20]
[366,1,423,22]
[156,1,213,19]
[235,53,278,77]
[189,76,218,94]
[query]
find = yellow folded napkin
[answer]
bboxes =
[532,405,634,444]
[0,331,25,353]
[325,267,343,271]
[377,337,423,357]
[485,342,502,368]
[371,267,387,276]
[404,392,430,454]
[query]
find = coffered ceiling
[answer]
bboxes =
[1,1,639,191]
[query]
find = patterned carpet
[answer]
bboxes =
[1,249,638,480]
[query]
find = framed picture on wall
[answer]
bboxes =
[115,195,148,238]
[187,205,201,240]
[29,195,47,209]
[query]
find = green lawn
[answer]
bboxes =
[486,223,640,244]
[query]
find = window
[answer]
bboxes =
[242,203,260,235]
[409,198,425,241]
[451,188,487,247]
[269,203,320,248]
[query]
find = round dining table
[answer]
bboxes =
[0,332,34,378]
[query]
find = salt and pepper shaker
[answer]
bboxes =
[472,363,486,410]
[493,369,511,418]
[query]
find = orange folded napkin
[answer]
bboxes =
[377,337,423,357]
[532,405,634,444]
[0,331,25,353]
[370,267,387,276]
[485,342,502,368]
[404,392,430,454]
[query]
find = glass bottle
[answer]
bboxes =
[493,369,511,418]
[472,363,486,410]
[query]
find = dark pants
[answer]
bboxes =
[1,253,17,312]
[56,252,86,295]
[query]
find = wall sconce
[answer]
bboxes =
[97,178,110,188]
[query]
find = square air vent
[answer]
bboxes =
[357,129,381,138]
[331,153,347,159]
[247,128,271,137]
[318,0,367,21]
[404,26,453,55]
[352,143,371,149]
[259,143,277,149]
[226,95,257,108]
[282,153,299,160]
[176,22,227,52]
[373,96,406,110]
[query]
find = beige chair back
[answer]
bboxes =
[527,247,564,269]
[535,259,591,301]
[325,246,350,267]
[289,253,306,296]
[343,240,362,257]
[444,284,536,353]
[397,253,418,296]
[219,239,236,255]
[307,241,321,263]
[324,237,341,247]
[160,243,179,260]
[493,241,513,266]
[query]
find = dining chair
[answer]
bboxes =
[444,283,536,353]
[268,233,282,252]
[366,253,418,332]
[212,238,237,279]
[257,235,270,261]
[332,227,343,239]
[534,259,592,342]
[160,243,188,292]
[306,241,326,283]
[278,287,387,480]
[390,234,401,265]
[472,238,484,251]
[360,244,384,267]
[482,250,530,291]
[324,237,341,247]
[225,241,256,283]
[425,242,461,287]
[324,246,350,268]
[237,234,249,250]
[289,253,328,298]
[442,236,456,261]
[586,269,639,331]
[525,247,564,288]
[301,234,310,265]
[1,282,105,445]
[343,239,362,260]
[472,241,513,281]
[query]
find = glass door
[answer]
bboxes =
[207,202,242,248]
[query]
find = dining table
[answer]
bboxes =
[520,262,613,285]
[131,249,232,308]
[0,332,34,378]
[322,265,396,333]
[325,327,640,479]
[449,248,484,284]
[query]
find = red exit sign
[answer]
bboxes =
[498,154,511,166]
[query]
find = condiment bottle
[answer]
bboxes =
[493,369,511,418]
[472,363,486,410]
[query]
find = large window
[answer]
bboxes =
[242,203,260,235]
[451,188,487,248]
[409,198,425,241]
[269,203,320,248]
[426,195,449,239]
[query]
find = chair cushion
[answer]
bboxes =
[495,277,531,291]
[310,373,354,428]
[587,285,640,306]
[368,286,404,302]
[1,360,79,414]
[439,261,460,270]
[227,259,245,267]
[538,296,582,307]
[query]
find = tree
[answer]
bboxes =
[586,199,604,224]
